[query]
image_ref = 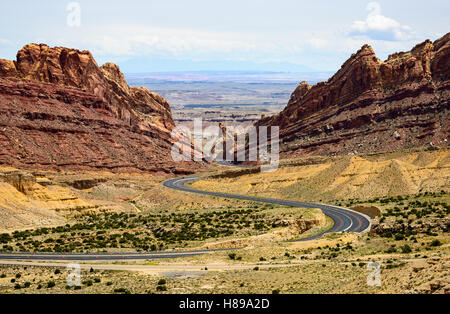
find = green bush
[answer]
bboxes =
[83,280,93,286]
[47,281,56,288]
[394,234,405,241]
[157,279,166,285]
[156,285,167,292]
[401,244,412,253]
[114,288,131,294]
[430,239,442,247]
[385,246,397,253]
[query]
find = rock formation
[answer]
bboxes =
[0,44,195,173]
[257,33,450,157]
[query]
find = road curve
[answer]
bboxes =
[163,176,371,241]
[0,176,370,262]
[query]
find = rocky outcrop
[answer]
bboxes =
[0,168,94,231]
[350,205,381,219]
[0,44,195,173]
[257,33,450,158]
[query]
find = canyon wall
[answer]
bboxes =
[257,33,450,158]
[0,44,193,174]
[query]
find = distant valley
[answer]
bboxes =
[126,71,332,126]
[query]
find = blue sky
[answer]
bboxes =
[0,0,448,73]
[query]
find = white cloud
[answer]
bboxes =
[350,2,414,41]
[76,25,261,59]
[28,15,422,71]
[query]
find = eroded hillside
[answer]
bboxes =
[192,148,450,202]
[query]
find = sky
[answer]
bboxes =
[0,0,448,73]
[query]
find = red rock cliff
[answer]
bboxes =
[257,33,450,157]
[0,44,194,174]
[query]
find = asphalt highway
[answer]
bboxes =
[163,176,372,241]
[0,249,221,261]
[0,175,370,261]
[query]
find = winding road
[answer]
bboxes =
[0,175,370,262]
[163,176,371,241]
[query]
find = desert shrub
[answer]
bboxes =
[156,285,167,292]
[401,244,412,253]
[0,233,12,244]
[157,279,166,285]
[82,280,93,286]
[385,246,397,253]
[114,288,131,294]
[47,281,56,288]
[430,239,442,247]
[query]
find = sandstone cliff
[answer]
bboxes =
[257,33,450,158]
[0,44,193,173]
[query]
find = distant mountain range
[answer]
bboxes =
[116,57,319,74]
[125,71,334,84]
